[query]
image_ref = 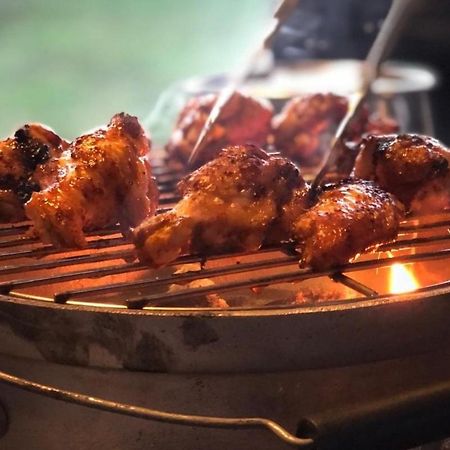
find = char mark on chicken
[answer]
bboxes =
[26,113,158,247]
[291,179,404,270]
[353,133,450,215]
[0,123,68,222]
[134,144,302,267]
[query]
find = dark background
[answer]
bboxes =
[272,0,450,143]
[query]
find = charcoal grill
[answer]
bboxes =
[0,164,449,311]
[0,164,450,449]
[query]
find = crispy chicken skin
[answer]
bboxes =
[265,183,310,245]
[165,91,273,168]
[26,113,158,247]
[0,124,68,222]
[134,145,301,267]
[292,180,404,269]
[273,93,398,165]
[353,134,450,214]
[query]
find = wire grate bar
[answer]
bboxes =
[0,223,30,237]
[0,232,448,304]
[0,246,289,298]
[331,273,379,297]
[54,255,299,303]
[126,248,450,309]
[151,166,184,176]
[0,226,125,250]
[400,219,450,232]
[0,248,135,276]
[0,216,446,256]
[1,228,448,281]
[55,230,449,304]
[379,234,450,251]
[0,236,129,263]
[0,207,174,247]
[0,163,448,311]
[0,242,283,279]
[1,261,144,295]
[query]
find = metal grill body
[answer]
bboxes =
[0,166,450,450]
[0,165,449,373]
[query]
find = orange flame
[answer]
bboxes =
[389,263,419,294]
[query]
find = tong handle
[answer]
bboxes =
[309,0,423,201]
[297,379,450,450]
[188,0,299,168]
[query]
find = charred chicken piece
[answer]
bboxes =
[134,145,301,267]
[291,180,404,270]
[353,134,450,214]
[26,113,158,247]
[0,124,68,222]
[272,93,398,166]
[165,91,273,168]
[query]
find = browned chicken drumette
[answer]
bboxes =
[353,134,450,215]
[165,91,273,168]
[134,145,301,267]
[0,124,68,222]
[291,179,404,269]
[26,113,158,247]
[272,93,398,166]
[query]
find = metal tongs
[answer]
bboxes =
[308,0,422,204]
[188,0,299,168]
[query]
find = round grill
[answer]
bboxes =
[0,164,449,312]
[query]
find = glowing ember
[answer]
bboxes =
[389,263,420,294]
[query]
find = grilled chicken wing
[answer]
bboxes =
[0,124,68,222]
[291,180,404,269]
[134,145,301,267]
[165,91,273,168]
[273,93,398,166]
[26,113,158,247]
[353,134,450,214]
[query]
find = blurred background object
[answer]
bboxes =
[271,0,450,142]
[2,0,450,143]
[0,0,272,139]
[272,0,392,61]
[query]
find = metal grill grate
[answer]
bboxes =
[0,164,449,310]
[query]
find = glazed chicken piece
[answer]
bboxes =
[26,113,158,247]
[353,134,450,214]
[291,180,404,270]
[0,124,68,222]
[134,145,301,267]
[165,91,273,168]
[272,93,398,166]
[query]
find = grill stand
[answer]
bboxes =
[1,351,450,449]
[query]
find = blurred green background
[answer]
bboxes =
[0,0,272,139]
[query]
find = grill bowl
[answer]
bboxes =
[0,165,449,373]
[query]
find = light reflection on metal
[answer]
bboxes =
[0,368,313,448]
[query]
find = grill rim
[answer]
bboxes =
[1,278,449,318]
